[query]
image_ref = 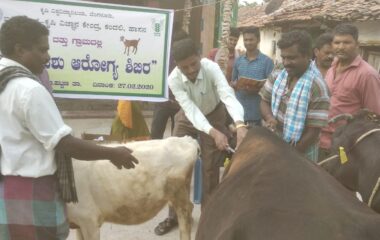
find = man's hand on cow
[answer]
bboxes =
[209,128,229,151]
[109,146,139,169]
[264,117,278,132]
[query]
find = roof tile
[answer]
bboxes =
[238,0,380,28]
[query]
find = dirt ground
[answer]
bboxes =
[64,117,201,240]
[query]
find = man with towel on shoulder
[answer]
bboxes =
[260,30,330,162]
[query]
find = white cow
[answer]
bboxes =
[67,136,199,240]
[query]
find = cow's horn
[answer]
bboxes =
[328,113,353,124]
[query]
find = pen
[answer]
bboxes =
[226,146,235,153]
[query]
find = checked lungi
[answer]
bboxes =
[0,175,69,240]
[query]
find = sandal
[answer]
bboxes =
[154,217,178,235]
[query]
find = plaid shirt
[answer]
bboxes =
[260,63,330,141]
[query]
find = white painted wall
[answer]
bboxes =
[235,35,245,53]
[354,20,380,45]
[259,27,282,63]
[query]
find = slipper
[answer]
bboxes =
[154,217,178,235]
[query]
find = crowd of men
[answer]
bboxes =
[0,14,380,240]
[152,23,380,235]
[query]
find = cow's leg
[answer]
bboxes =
[77,223,100,240]
[68,203,102,240]
[75,229,84,240]
[169,179,193,240]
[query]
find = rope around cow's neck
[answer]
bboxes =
[358,129,380,207]
[368,177,380,208]
[318,128,380,207]
[355,128,380,144]
[318,128,380,167]
[317,154,339,166]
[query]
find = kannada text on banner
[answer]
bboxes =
[0,0,173,101]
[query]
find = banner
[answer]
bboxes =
[0,0,174,101]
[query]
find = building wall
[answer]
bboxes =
[235,35,245,53]
[259,27,282,63]
[354,20,380,45]
[200,4,216,56]
[354,20,380,72]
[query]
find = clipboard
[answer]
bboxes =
[235,77,266,91]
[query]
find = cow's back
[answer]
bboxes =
[196,128,380,240]
[68,136,198,225]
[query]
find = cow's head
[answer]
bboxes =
[324,109,380,195]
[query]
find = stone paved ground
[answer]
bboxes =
[64,116,201,240]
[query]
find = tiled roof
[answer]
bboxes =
[315,0,380,22]
[238,0,380,28]
[238,4,267,27]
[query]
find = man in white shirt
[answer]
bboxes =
[154,38,247,235]
[0,16,138,240]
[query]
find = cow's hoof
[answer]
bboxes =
[154,217,178,235]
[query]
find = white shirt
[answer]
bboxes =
[169,58,244,134]
[0,57,72,177]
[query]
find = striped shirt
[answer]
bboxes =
[260,69,330,128]
[232,51,274,121]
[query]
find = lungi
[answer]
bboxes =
[0,175,69,240]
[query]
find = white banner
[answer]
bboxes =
[0,0,174,101]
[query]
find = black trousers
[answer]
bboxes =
[150,102,179,139]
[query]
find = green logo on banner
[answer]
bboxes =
[151,18,164,37]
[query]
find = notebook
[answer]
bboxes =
[235,77,266,91]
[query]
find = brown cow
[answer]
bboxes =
[321,110,380,213]
[196,127,380,240]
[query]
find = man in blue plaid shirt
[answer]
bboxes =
[259,30,330,162]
